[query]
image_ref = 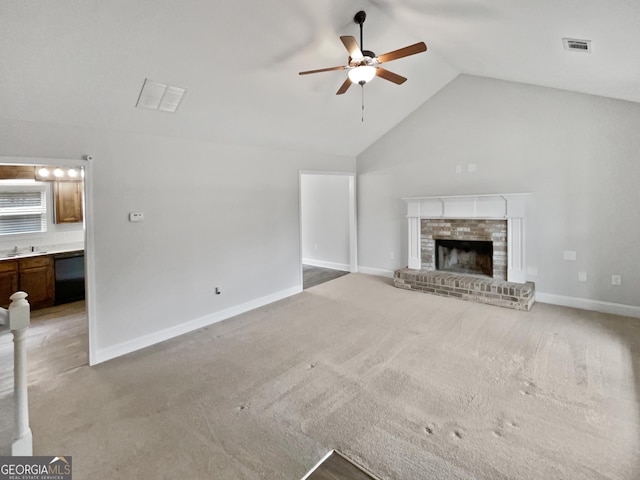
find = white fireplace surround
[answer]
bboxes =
[402,193,531,284]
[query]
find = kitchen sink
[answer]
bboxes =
[2,251,48,259]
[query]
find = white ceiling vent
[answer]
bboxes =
[562,38,592,53]
[136,79,186,113]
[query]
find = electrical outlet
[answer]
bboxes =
[563,250,577,261]
[611,274,622,286]
[129,212,144,222]
[455,165,462,174]
[390,251,394,260]
[578,272,587,282]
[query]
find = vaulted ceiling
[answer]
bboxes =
[2,0,639,157]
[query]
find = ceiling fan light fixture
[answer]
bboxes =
[348,66,376,85]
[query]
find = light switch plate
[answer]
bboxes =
[612,274,622,286]
[563,250,577,261]
[129,212,144,222]
[578,271,587,282]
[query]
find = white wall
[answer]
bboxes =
[0,178,84,252]
[300,174,351,270]
[0,117,355,361]
[357,75,640,308]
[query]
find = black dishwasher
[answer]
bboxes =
[54,251,85,305]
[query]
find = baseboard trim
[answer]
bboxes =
[93,285,303,364]
[302,258,350,271]
[536,292,640,319]
[357,266,395,278]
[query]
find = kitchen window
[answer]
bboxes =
[0,185,48,236]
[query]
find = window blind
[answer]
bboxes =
[0,188,47,235]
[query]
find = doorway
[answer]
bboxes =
[0,156,95,372]
[299,172,357,289]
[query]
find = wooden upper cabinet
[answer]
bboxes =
[0,165,35,180]
[54,181,83,224]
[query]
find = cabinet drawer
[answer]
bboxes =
[0,260,18,273]
[19,255,53,269]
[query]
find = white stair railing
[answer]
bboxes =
[0,292,33,456]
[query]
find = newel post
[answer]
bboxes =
[9,291,33,456]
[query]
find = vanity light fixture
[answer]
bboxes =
[34,166,84,181]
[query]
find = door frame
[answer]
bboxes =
[0,155,97,365]
[298,171,358,287]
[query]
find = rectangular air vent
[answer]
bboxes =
[562,38,592,53]
[136,79,186,113]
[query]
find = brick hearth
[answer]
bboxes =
[394,268,535,311]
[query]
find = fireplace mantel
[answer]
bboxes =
[402,193,531,283]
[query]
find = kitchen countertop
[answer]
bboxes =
[0,242,84,261]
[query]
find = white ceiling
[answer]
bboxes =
[2,0,639,157]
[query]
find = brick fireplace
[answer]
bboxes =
[422,218,507,279]
[394,194,535,311]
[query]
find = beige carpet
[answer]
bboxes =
[28,274,640,479]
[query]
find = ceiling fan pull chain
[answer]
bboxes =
[361,84,365,122]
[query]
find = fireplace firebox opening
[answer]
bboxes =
[435,239,493,277]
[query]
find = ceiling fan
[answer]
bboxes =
[299,10,427,95]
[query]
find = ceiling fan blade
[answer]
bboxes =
[375,68,407,85]
[340,36,364,60]
[376,42,427,64]
[336,77,352,95]
[299,65,347,75]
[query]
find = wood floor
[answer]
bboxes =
[303,264,350,289]
[0,301,87,398]
[305,451,379,480]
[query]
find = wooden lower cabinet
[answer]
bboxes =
[0,255,54,310]
[0,260,19,308]
[19,256,55,310]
